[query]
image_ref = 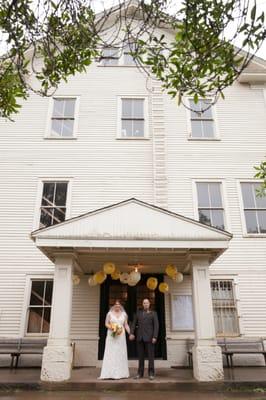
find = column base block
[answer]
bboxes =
[192,344,224,382]
[41,345,73,382]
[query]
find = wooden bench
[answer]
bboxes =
[187,338,266,368]
[222,337,266,367]
[0,338,21,368]
[0,338,76,369]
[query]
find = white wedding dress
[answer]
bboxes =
[99,311,130,379]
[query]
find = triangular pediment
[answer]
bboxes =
[32,198,231,242]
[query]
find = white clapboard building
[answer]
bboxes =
[0,5,266,384]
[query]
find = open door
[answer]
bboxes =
[98,274,167,360]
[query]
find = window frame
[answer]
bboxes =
[33,177,73,230]
[238,180,266,237]
[185,97,220,141]
[117,96,149,140]
[21,275,54,337]
[45,96,80,139]
[210,275,242,337]
[192,179,229,232]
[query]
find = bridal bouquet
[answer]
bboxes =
[110,323,123,337]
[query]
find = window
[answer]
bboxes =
[51,98,76,138]
[123,44,136,65]
[101,47,119,66]
[120,98,145,138]
[241,182,266,234]
[196,182,225,230]
[27,280,53,334]
[40,181,68,228]
[211,280,239,336]
[189,99,215,138]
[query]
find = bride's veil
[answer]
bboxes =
[109,302,128,319]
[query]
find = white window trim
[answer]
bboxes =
[44,95,80,139]
[185,97,220,140]
[192,179,230,232]
[117,96,149,140]
[20,274,54,337]
[210,274,243,336]
[237,179,266,237]
[33,177,73,230]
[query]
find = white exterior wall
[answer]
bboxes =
[0,46,266,367]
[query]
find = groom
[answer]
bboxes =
[129,298,159,380]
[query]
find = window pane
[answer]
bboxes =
[64,99,75,117]
[51,119,62,136]
[40,208,53,228]
[53,207,66,225]
[61,120,74,137]
[254,184,266,208]
[202,120,214,137]
[121,119,132,137]
[30,281,45,306]
[209,183,222,207]
[191,120,203,137]
[258,210,266,233]
[211,210,225,230]
[241,183,255,208]
[197,183,210,207]
[122,99,132,118]
[132,120,144,137]
[42,182,55,206]
[190,99,212,119]
[199,209,211,226]
[244,210,258,233]
[27,308,43,333]
[189,100,202,119]
[42,308,51,333]
[101,48,119,65]
[55,182,68,206]
[133,99,144,118]
[45,281,53,305]
[52,99,64,118]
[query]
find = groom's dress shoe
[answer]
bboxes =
[149,375,155,380]
[134,374,142,379]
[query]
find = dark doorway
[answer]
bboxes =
[98,274,167,360]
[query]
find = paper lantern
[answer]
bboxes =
[128,279,138,287]
[103,262,116,275]
[146,277,158,290]
[72,275,80,285]
[94,270,107,284]
[165,264,177,278]
[120,272,129,284]
[88,275,97,287]
[159,282,169,293]
[111,270,120,280]
[127,270,141,287]
[172,272,184,283]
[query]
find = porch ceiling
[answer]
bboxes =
[31,198,232,271]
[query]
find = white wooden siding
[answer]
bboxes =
[0,32,266,359]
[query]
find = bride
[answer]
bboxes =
[99,299,130,379]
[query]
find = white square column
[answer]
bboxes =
[191,255,224,381]
[41,253,74,382]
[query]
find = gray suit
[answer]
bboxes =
[131,309,159,376]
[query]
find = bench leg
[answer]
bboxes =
[10,355,15,369]
[15,354,20,369]
[229,354,234,368]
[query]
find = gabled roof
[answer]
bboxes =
[31,198,232,246]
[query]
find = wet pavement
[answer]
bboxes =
[1,391,266,400]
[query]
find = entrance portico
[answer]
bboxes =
[31,198,232,383]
